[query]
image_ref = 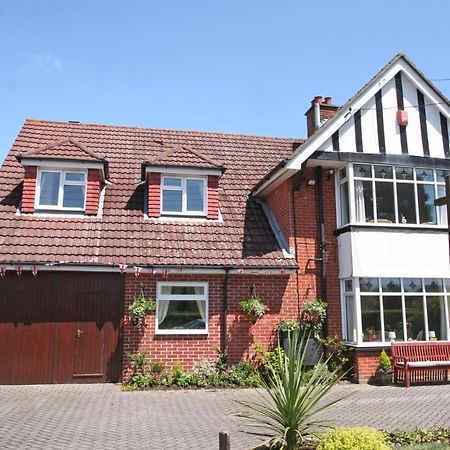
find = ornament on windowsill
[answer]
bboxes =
[149,267,157,275]
[134,267,142,278]
[279,268,285,274]
[163,270,169,280]
[31,265,38,277]
[0,267,6,278]
[238,268,244,274]
[119,264,128,274]
[16,266,23,276]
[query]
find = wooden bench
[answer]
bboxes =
[392,342,450,388]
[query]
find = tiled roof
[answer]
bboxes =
[18,137,105,161]
[0,119,303,268]
[146,144,224,170]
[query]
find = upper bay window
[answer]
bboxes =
[161,176,206,216]
[36,169,86,211]
[337,163,449,227]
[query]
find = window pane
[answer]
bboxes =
[381,278,401,292]
[344,280,353,292]
[158,300,206,330]
[436,170,450,183]
[339,181,349,225]
[418,184,436,224]
[383,295,404,340]
[375,181,395,223]
[161,285,204,296]
[416,168,433,182]
[39,172,60,206]
[63,185,85,208]
[395,167,413,181]
[164,178,182,187]
[162,189,182,212]
[361,296,382,342]
[360,278,379,292]
[405,296,425,341]
[338,167,347,181]
[403,278,423,293]
[437,185,448,226]
[65,172,85,182]
[374,165,393,179]
[354,164,371,178]
[354,180,374,222]
[397,183,416,224]
[345,296,357,342]
[426,296,445,340]
[186,179,204,212]
[424,278,443,293]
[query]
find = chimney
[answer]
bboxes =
[305,96,339,137]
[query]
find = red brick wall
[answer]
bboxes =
[21,166,37,213]
[207,175,219,219]
[85,169,101,215]
[354,349,391,382]
[266,167,341,338]
[147,172,161,217]
[122,272,295,379]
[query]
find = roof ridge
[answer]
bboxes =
[24,118,304,142]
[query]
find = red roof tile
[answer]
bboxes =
[0,119,303,268]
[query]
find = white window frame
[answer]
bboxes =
[155,281,208,335]
[342,277,450,347]
[35,168,87,211]
[160,175,207,216]
[336,163,449,228]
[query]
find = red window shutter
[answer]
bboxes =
[85,169,101,215]
[21,166,37,213]
[147,172,161,217]
[207,175,219,219]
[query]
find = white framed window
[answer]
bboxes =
[156,281,208,334]
[336,164,449,227]
[161,175,207,216]
[343,277,450,346]
[36,169,87,211]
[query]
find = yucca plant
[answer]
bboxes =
[238,330,346,450]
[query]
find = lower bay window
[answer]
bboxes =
[156,282,208,334]
[337,164,449,227]
[344,277,450,345]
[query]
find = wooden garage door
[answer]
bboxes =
[0,272,123,384]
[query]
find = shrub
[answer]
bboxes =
[171,361,190,387]
[321,336,354,380]
[385,428,450,446]
[128,374,155,389]
[239,330,344,450]
[254,343,285,380]
[317,427,391,450]
[190,359,219,386]
[230,361,261,387]
[127,351,148,375]
[377,350,392,374]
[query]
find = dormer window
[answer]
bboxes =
[37,170,86,211]
[161,176,206,216]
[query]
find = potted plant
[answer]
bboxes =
[128,294,156,330]
[376,349,392,385]
[240,295,267,321]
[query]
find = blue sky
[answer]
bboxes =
[1,0,449,161]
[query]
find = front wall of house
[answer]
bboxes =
[123,273,297,378]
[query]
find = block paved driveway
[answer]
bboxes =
[1,383,450,449]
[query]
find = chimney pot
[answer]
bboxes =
[324,96,332,105]
[312,96,323,105]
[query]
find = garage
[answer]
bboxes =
[0,272,124,384]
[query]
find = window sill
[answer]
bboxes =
[345,340,450,348]
[334,223,448,236]
[155,329,209,336]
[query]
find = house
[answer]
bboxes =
[0,53,449,384]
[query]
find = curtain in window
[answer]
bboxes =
[194,286,206,321]
[158,300,170,326]
[355,180,365,222]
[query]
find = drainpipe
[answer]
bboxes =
[316,166,328,336]
[222,268,230,362]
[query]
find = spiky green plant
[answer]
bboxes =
[238,330,346,450]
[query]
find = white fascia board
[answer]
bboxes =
[146,166,223,177]
[21,158,105,171]
[0,264,296,275]
[252,168,297,197]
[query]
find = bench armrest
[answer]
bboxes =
[393,356,409,365]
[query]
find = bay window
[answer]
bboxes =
[36,169,86,210]
[156,282,208,334]
[337,164,449,227]
[343,277,450,345]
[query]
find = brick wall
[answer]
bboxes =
[21,166,37,213]
[147,172,161,217]
[354,348,390,382]
[207,175,219,219]
[122,272,295,379]
[85,169,101,215]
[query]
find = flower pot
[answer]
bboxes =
[376,372,392,385]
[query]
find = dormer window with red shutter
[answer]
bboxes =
[17,138,108,216]
[143,145,224,220]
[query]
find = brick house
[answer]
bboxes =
[0,53,449,384]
